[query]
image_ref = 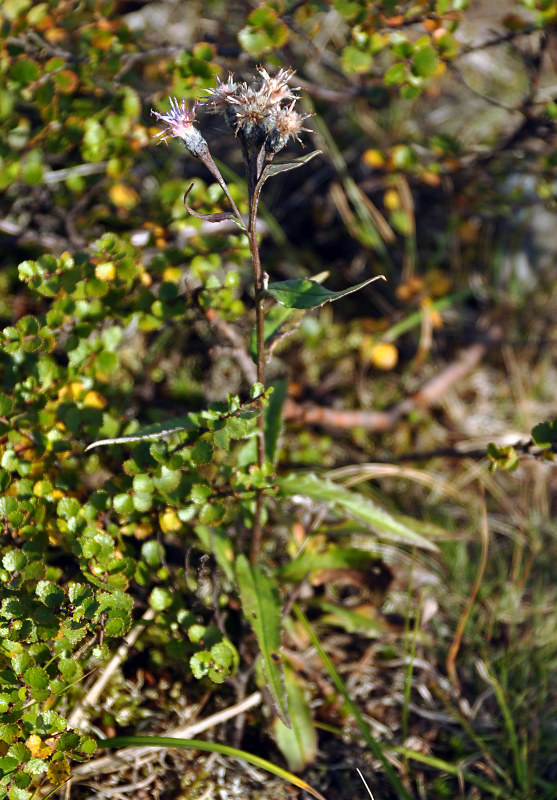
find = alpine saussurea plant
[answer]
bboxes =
[0,68,434,798]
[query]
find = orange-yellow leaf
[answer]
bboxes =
[109,183,140,210]
[369,342,398,370]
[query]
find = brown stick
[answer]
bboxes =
[284,328,501,433]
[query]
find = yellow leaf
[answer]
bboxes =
[163,266,182,283]
[83,390,107,409]
[95,261,116,281]
[362,149,385,168]
[47,755,70,785]
[58,381,86,402]
[159,510,182,533]
[109,183,139,210]
[27,734,52,759]
[384,188,401,211]
[369,342,398,370]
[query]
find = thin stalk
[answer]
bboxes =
[247,147,269,564]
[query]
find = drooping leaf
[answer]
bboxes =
[183,183,246,229]
[276,473,438,551]
[266,275,386,309]
[235,554,289,725]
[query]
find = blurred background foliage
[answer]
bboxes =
[1,0,557,798]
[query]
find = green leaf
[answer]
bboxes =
[56,496,81,519]
[153,465,182,493]
[412,45,439,78]
[190,439,214,465]
[194,525,235,582]
[276,473,438,551]
[486,443,519,472]
[275,545,382,582]
[36,581,65,607]
[190,484,212,504]
[23,667,49,691]
[265,150,322,179]
[273,663,317,771]
[0,393,14,415]
[2,550,27,572]
[149,587,173,611]
[315,599,386,636]
[531,420,557,447]
[264,379,288,464]
[24,758,47,775]
[266,275,386,309]
[190,651,212,679]
[132,474,154,494]
[235,554,289,725]
[85,415,199,451]
[384,62,407,85]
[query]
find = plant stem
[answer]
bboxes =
[247,153,267,565]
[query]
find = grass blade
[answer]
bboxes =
[100,736,328,800]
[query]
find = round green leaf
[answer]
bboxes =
[23,667,49,691]
[412,45,439,78]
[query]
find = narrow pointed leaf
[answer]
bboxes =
[85,415,199,451]
[264,379,288,464]
[276,473,438,551]
[236,554,289,725]
[266,149,322,178]
[273,663,317,771]
[266,275,386,309]
[250,271,330,361]
[183,183,246,229]
[292,604,413,800]
[101,736,328,800]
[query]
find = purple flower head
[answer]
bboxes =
[150,97,208,158]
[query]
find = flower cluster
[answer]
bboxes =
[205,66,311,153]
[151,68,311,157]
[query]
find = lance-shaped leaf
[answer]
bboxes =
[265,150,322,179]
[236,554,289,726]
[183,184,246,230]
[250,271,330,362]
[276,472,438,551]
[85,415,199,451]
[273,662,317,771]
[266,275,386,309]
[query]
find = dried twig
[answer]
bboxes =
[284,328,502,433]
